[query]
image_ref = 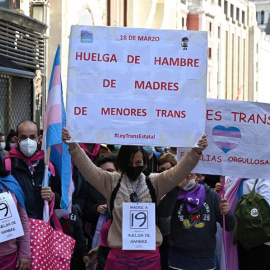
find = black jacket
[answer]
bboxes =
[72,166,88,216]
[10,157,61,220]
[60,212,89,258]
[82,182,107,223]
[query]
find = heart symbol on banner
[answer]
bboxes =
[212,125,241,153]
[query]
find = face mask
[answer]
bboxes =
[19,138,38,157]
[125,166,144,181]
[155,147,166,153]
[9,143,15,149]
[143,146,153,155]
[183,177,197,191]
[0,142,6,149]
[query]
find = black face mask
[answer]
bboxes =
[125,166,144,181]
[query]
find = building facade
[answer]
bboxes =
[250,0,270,34]
[0,1,47,134]
[246,0,270,103]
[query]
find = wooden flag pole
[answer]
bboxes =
[43,146,51,187]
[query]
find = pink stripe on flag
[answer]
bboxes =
[212,130,241,138]
[53,144,62,155]
[51,66,61,89]
[68,175,73,213]
[44,104,62,130]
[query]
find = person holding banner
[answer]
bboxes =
[62,127,207,270]
[0,160,31,270]
[158,173,235,270]
[7,120,61,220]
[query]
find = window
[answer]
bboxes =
[182,17,185,28]
[236,8,239,21]
[209,22,212,32]
[230,4,234,19]
[242,11,245,24]
[208,48,212,59]
[261,11,265,24]
[218,0,221,7]
[218,26,220,38]
[224,1,228,16]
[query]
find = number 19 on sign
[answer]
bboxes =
[131,211,148,229]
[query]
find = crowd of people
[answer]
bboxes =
[0,120,269,270]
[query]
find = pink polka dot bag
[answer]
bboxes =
[28,197,75,269]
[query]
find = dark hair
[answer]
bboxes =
[5,129,16,151]
[157,153,177,167]
[96,154,117,169]
[203,174,221,189]
[106,144,115,152]
[6,129,16,142]
[0,132,4,137]
[117,145,148,173]
[16,120,39,136]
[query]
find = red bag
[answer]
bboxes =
[28,197,75,270]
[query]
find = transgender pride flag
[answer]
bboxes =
[42,45,72,212]
[212,125,241,154]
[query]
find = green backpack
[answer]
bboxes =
[234,179,270,249]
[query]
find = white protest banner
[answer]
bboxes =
[0,192,24,243]
[67,26,207,147]
[178,99,270,179]
[122,203,156,250]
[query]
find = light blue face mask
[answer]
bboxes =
[143,146,153,155]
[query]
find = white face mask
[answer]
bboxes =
[183,177,197,191]
[19,138,38,157]
[9,142,15,149]
[0,142,6,149]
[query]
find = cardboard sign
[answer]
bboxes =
[67,26,207,147]
[122,203,156,250]
[0,192,24,243]
[178,99,270,179]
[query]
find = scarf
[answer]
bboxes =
[0,175,26,210]
[79,143,100,161]
[178,184,206,213]
[7,145,55,176]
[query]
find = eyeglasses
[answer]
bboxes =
[130,192,138,203]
